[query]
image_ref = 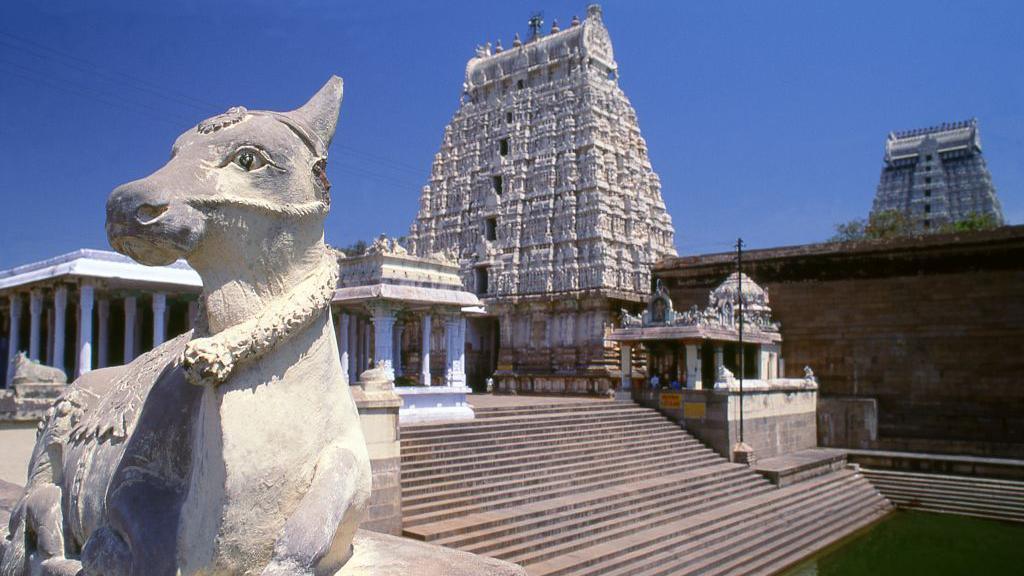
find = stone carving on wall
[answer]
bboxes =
[9,352,67,385]
[0,77,372,576]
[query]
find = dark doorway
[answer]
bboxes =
[467,317,500,393]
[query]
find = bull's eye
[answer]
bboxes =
[230,147,269,172]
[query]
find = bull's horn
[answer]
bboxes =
[289,75,343,155]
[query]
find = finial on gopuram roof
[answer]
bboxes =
[512,32,522,47]
[528,12,544,40]
[551,19,560,33]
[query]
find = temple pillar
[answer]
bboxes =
[152,292,167,347]
[6,294,21,384]
[78,283,94,376]
[337,311,350,384]
[45,307,54,365]
[714,344,724,375]
[620,344,632,390]
[758,347,769,380]
[123,296,137,363]
[97,298,110,368]
[686,343,702,390]
[371,304,395,382]
[29,289,43,361]
[363,317,372,374]
[393,322,405,377]
[457,317,466,384]
[444,314,466,387]
[421,313,432,386]
[347,313,358,382]
[53,286,67,374]
[187,300,199,331]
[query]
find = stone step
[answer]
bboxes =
[526,470,866,576]
[403,454,735,529]
[863,468,1024,523]
[863,469,1024,494]
[403,449,723,513]
[402,439,711,496]
[405,463,746,542]
[584,477,883,576]
[867,481,1024,508]
[401,430,701,475]
[401,412,670,446]
[404,407,654,435]
[443,472,765,552]
[400,399,895,575]
[612,490,885,576]
[685,490,890,576]
[401,421,691,463]
[471,402,625,418]
[472,475,773,562]
[744,504,892,576]
[472,400,625,412]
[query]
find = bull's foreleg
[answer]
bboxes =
[260,442,370,576]
[13,484,82,576]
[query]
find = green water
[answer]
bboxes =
[781,511,1024,576]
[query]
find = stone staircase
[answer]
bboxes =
[862,468,1024,523]
[401,400,892,576]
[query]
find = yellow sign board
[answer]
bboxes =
[683,402,707,419]
[659,392,683,410]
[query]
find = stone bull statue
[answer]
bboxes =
[10,353,67,386]
[0,77,371,576]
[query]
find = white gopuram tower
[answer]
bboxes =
[407,5,676,394]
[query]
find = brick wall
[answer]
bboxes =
[655,227,1024,458]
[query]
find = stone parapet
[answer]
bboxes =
[637,381,818,461]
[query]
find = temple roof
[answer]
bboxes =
[464,4,615,93]
[885,119,981,163]
[0,249,200,292]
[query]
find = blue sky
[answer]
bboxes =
[1,0,1021,269]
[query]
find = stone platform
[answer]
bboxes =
[754,448,847,487]
[396,386,474,424]
[341,530,525,575]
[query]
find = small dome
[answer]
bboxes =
[711,272,769,309]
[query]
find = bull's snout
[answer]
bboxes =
[106,180,204,266]
[107,183,171,227]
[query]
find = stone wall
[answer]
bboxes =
[635,381,818,461]
[655,227,1024,458]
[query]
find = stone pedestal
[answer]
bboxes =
[350,368,403,535]
[395,386,474,424]
[732,441,756,466]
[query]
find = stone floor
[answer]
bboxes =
[0,423,36,485]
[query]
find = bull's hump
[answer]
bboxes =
[72,332,194,443]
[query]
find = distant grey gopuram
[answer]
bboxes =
[0,77,372,575]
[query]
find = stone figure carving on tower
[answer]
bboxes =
[0,77,372,576]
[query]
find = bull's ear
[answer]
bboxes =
[290,76,343,152]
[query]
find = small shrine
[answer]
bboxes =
[610,273,818,462]
[611,273,783,391]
